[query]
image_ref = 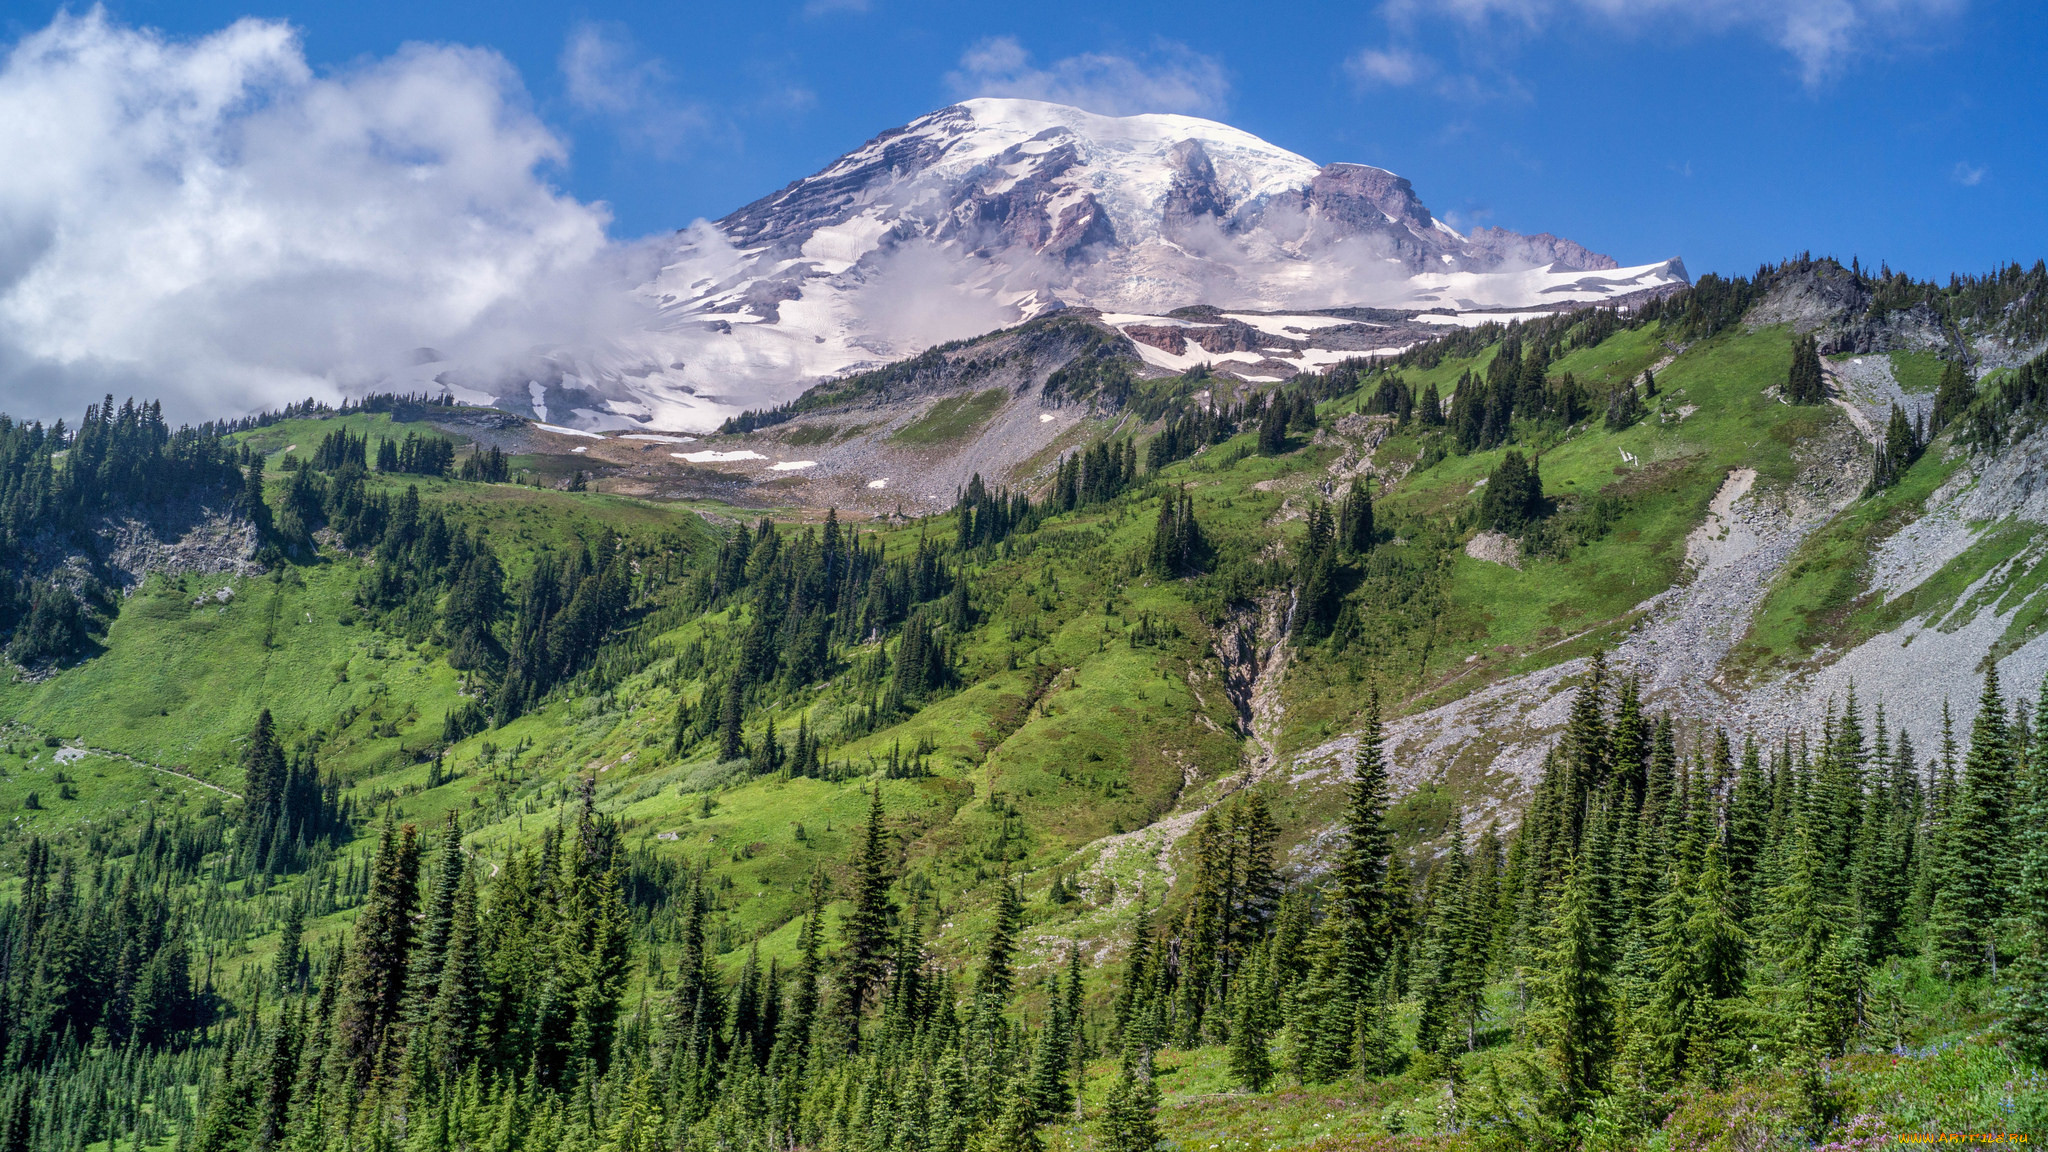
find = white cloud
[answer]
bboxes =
[0,9,652,424]
[1952,161,1986,186]
[946,36,1228,117]
[1378,0,1964,86]
[1347,46,1431,87]
[559,22,706,154]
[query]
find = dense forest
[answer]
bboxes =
[4,659,2045,1150]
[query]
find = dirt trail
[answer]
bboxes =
[49,737,242,800]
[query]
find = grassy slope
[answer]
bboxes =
[9,316,2022,1147]
[891,388,1009,445]
[1271,323,1820,756]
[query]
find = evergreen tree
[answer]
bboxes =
[1931,670,2016,975]
[1533,858,1612,1119]
[2003,674,2048,1066]
[1785,334,1826,404]
[1931,356,1975,431]
[1147,487,1207,578]
[1097,1062,1161,1152]
[1337,475,1374,553]
[840,789,897,1022]
[428,864,487,1075]
[1226,960,1274,1091]
[406,813,466,1026]
[333,817,422,1094]
[1477,450,1546,534]
[1257,397,1288,455]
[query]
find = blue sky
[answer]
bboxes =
[0,1,2040,423]
[40,0,2040,280]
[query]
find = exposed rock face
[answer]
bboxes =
[20,494,261,598]
[718,109,963,252]
[1463,227,1619,272]
[1284,163,1450,266]
[1161,139,1230,238]
[1746,263,1950,355]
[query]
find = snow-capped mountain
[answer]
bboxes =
[459,98,1684,430]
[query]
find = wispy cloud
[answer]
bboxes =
[1952,160,1986,186]
[801,0,870,16]
[1374,0,1965,88]
[945,36,1228,117]
[1347,46,1431,87]
[559,21,707,154]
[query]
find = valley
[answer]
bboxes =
[2,253,2047,1149]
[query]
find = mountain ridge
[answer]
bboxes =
[443,98,1683,433]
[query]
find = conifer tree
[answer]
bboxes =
[1930,356,1975,431]
[840,789,897,1022]
[333,817,422,1093]
[1334,693,1398,992]
[1257,397,1288,455]
[976,878,1023,1018]
[718,676,745,762]
[1097,1061,1161,1152]
[2003,674,2048,1067]
[240,461,273,540]
[1785,334,1826,404]
[1226,958,1274,1091]
[1477,450,1546,534]
[988,1073,1045,1152]
[406,814,466,1026]
[1533,858,1612,1119]
[1415,824,1483,1056]
[1932,670,2015,975]
[1337,475,1374,553]
[770,872,826,1078]
[1147,487,1207,578]
[426,862,487,1076]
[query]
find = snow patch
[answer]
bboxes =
[532,422,604,439]
[675,450,767,463]
[769,460,818,471]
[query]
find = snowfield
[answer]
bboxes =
[451,98,1683,430]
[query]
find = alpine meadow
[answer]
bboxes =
[1,28,2047,1152]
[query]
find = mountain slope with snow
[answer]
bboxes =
[473,99,1684,429]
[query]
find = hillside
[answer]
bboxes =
[1,256,2047,1150]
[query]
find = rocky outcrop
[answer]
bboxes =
[1463,227,1619,272]
[1307,163,1437,239]
[717,107,966,251]
[1043,193,1116,261]
[1161,139,1231,238]
[19,493,261,597]
[1747,263,1951,355]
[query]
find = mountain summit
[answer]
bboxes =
[477,99,1684,429]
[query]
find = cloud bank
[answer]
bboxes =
[0,9,650,425]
